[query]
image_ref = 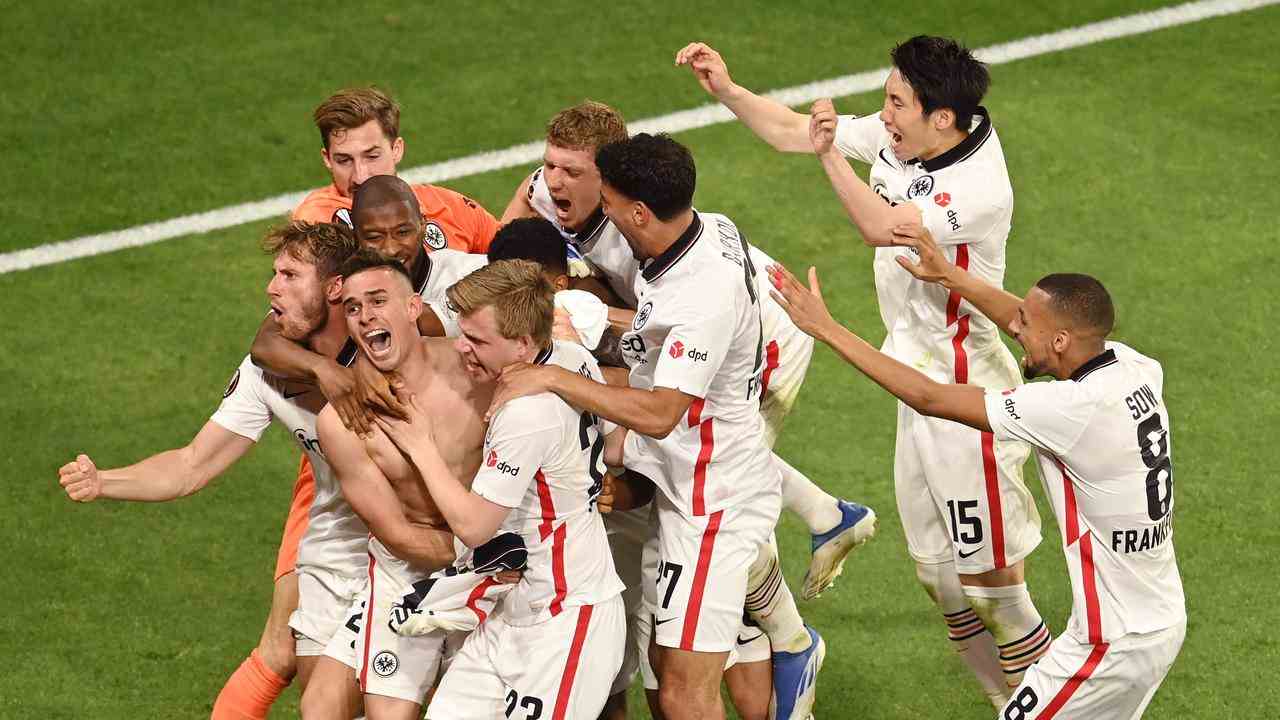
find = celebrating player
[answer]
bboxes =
[56,222,383,717]
[679,37,1052,705]
[768,225,1185,719]
[293,86,500,253]
[489,133,806,720]
[308,250,498,719]
[369,259,627,719]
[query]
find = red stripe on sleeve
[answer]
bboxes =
[551,604,595,720]
[1039,642,1109,719]
[680,510,723,650]
[981,431,1006,569]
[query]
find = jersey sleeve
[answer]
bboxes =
[209,356,273,442]
[910,181,1010,248]
[833,114,885,165]
[471,398,560,508]
[984,381,1095,456]
[651,302,736,399]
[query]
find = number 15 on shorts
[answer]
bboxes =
[947,499,984,552]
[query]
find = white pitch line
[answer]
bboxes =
[2,0,1274,275]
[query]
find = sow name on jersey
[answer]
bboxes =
[1113,381,1173,555]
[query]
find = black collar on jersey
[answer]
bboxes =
[1070,348,1117,382]
[532,344,553,366]
[568,207,608,245]
[409,247,433,295]
[641,213,702,283]
[918,107,993,173]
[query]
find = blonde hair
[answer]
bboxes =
[446,260,554,345]
[546,101,627,152]
[313,87,400,149]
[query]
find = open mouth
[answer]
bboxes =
[270,304,284,319]
[364,328,392,356]
[552,196,572,216]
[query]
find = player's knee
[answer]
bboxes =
[299,682,341,720]
[255,634,297,680]
[915,560,966,611]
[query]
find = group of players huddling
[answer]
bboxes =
[59,34,1185,720]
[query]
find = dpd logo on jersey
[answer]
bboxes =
[906,175,935,199]
[634,301,653,330]
[423,221,448,250]
[669,341,684,359]
[933,192,951,207]
[486,450,498,467]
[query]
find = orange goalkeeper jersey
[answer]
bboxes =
[292,182,499,254]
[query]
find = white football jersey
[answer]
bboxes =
[984,342,1185,643]
[526,167,640,307]
[621,211,778,517]
[835,110,1017,387]
[471,340,624,626]
[211,354,369,578]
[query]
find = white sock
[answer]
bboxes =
[745,536,810,653]
[776,453,842,535]
[964,583,1052,690]
[917,561,1010,709]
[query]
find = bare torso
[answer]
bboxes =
[363,337,492,531]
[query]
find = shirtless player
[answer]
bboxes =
[306,250,495,720]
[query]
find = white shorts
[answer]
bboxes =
[1000,622,1185,720]
[646,490,780,654]
[604,505,652,696]
[427,595,626,720]
[894,401,1041,574]
[759,317,815,446]
[289,564,367,656]
[324,540,450,705]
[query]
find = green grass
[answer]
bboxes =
[3,2,1278,717]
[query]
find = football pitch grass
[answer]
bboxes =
[3,2,1278,717]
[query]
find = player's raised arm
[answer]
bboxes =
[891,223,1023,336]
[675,42,812,153]
[500,172,541,224]
[58,421,255,503]
[767,262,991,431]
[316,406,456,570]
[811,98,923,246]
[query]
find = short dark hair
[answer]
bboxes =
[1034,273,1115,335]
[336,247,412,287]
[595,133,695,221]
[261,221,358,279]
[891,35,990,131]
[487,219,569,276]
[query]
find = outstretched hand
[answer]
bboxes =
[674,42,735,98]
[767,263,837,341]
[890,223,955,286]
